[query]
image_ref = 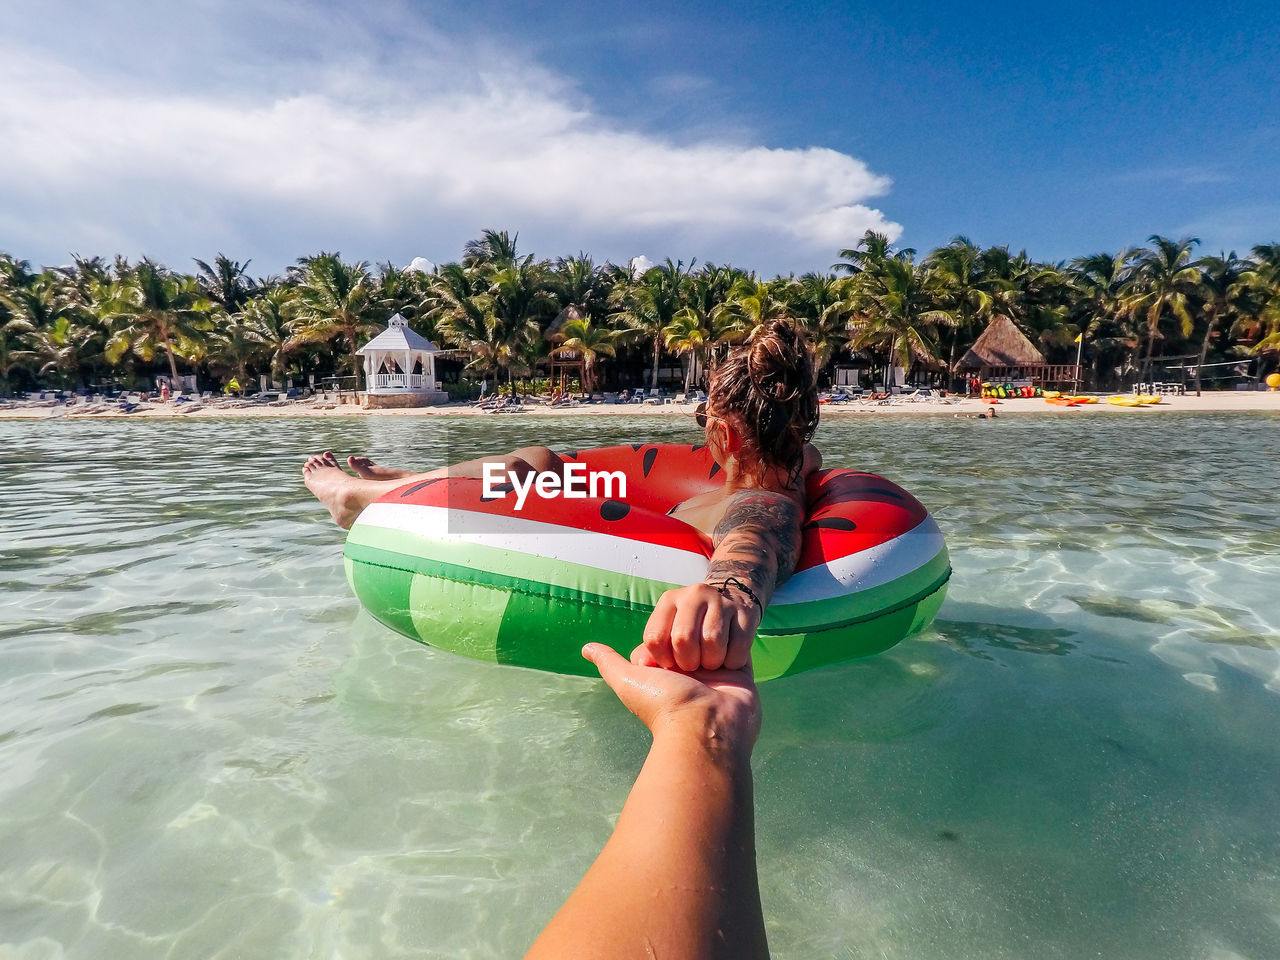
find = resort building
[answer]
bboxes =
[356,313,450,408]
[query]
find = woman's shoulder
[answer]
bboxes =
[799,443,823,481]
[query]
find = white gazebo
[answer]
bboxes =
[356,313,450,407]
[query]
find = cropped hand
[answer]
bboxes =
[583,643,761,750]
[634,582,761,672]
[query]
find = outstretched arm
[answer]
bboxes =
[525,644,769,960]
[637,489,804,672]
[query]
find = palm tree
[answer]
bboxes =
[676,264,744,379]
[713,275,793,341]
[833,230,915,277]
[102,260,208,384]
[613,258,689,391]
[1123,236,1202,382]
[0,254,33,293]
[552,254,616,327]
[0,314,35,394]
[1068,250,1140,385]
[463,229,520,270]
[375,261,435,334]
[662,311,709,392]
[1,272,72,329]
[1193,253,1252,395]
[485,257,559,392]
[1238,244,1280,364]
[25,270,109,388]
[556,317,621,393]
[287,253,382,380]
[207,312,267,389]
[431,262,496,380]
[243,284,296,383]
[33,314,102,388]
[194,254,256,316]
[845,258,948,388]
[923,238,994,383]
[433,259,550,395]
[788,273,851,373]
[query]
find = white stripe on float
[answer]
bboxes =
[354,501,712,585]
[359,502,947,605]
[772,518,947,606]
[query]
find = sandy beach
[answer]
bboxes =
[3,392,1279,421]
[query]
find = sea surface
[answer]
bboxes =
[2,412,1278,960]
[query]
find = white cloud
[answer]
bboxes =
[1112,165,1233,186]
[0,7,900,274]
[629,255,655,276]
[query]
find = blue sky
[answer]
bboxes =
[2,0,1276,275]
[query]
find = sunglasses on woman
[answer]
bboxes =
[694,401,729,430]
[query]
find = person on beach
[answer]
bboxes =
[303,320,822,672]
[524,642,769,959]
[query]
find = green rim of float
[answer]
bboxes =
[343,443,950,681]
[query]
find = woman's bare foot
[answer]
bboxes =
[303,452,365,529]
[347,456,414,481]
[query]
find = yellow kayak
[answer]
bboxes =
[1107,395,1162,407]
[1043,390,1062,399]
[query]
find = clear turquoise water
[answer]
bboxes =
[2,413,1278,959]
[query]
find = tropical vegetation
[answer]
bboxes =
[1,230,1278,398]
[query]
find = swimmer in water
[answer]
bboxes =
[304,320,822,672]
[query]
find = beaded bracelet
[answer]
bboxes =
[712,576,762,609]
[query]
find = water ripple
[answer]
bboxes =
[1,413,1278,960]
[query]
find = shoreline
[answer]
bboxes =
[3,392,1280,420]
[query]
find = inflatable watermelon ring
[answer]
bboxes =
[343,444,950,681]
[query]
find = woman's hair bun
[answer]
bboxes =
[747,320,812,403]
[706,318,819,486]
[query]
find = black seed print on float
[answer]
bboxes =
[806,517,857,531]
[642,448,658,477]
[600,500,630,521]
[861,487,905,500]
[480,483,516,502]
[399,478,444,498]
[709,462,722,479]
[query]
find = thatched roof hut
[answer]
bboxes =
[957,316,1045,370]
[545,304,586,341]
[956,316,1081,387]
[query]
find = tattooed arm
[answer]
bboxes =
[706,490,804,603]
[635,490,805,672]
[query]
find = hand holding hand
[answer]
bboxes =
[582,643,761,751]
[633,582,761,673]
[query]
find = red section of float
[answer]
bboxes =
[379,444,929,574]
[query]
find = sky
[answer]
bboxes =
[2,0,1277,277]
